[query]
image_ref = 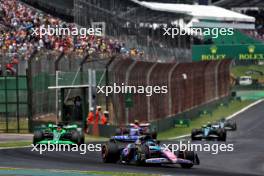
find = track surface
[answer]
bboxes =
[1,102,264,176]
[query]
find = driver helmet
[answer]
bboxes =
[220,118,225,122]
[134,120,139,126]
[207,122,212,128]
[57,123,63,131]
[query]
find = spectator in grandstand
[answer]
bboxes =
[242,9,264,41]
[0,0,144,63]
[5,57,18,76]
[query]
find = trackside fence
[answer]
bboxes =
[0,49,231,132]
[109,60,231,124]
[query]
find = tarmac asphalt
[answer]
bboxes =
[0,102,264,176]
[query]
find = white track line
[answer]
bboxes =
[225,99,264,120]
[168,99,264,140]
[0,145,31,150]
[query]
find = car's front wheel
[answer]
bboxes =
[102,142,120,163]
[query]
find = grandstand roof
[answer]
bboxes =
[214,0,264,8]
[130,0,255,22]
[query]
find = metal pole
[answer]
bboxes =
[55,70,60,124]
[4,76,8,132]
[88,69,92,111]
[125,108,129,125]
[16,64,20,133]
[26,61,32,133]
[105,56,115,111]
[26,49,37,133]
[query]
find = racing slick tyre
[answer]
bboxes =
[33,131,43,145]
[102,142,120,163]
[191,129,201,140]
[217,129,226,141]
[80,134,85,144]
[180,151,195,168]
[71,131,81,145]
[151,132,157,139]
[144,128,157,139]
[135,145,150,166]
[228,122,237,131]
[232,122,237,131]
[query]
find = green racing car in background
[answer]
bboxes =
[33,123,85,145]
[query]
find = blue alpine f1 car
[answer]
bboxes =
[112,123,157,143]
[102,136,200,168]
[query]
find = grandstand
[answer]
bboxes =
[74,0,194,62]
[213,0,264,42]
[73,0,256,62]
[20,0,74,21]
[17,0,259,62]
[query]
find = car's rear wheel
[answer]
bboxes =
[33,131,43,145]
[191,129,201,140]
[80,134,85,144]
[230,122,237,130]
[71,131,81,145]
[180,151,195,168]
[151,132,157,139]
[102,142,120,163]
[217,129,226,141]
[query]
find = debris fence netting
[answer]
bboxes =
[109,60,231,124]
[0,50,231,129]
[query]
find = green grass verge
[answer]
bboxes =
[158,100,253,140]
[0,118,28,133]
[85,135,108,142]
[231,65,264,80]
[0,141,31,148]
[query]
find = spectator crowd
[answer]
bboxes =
[243,9,264,42]
[0,0,144,76]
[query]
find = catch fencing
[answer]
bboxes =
[0,49,231,131]
[0,76,28,132]
[109,59,231,124]
[28,51,107,126]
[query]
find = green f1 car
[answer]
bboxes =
[33,123,85,145]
